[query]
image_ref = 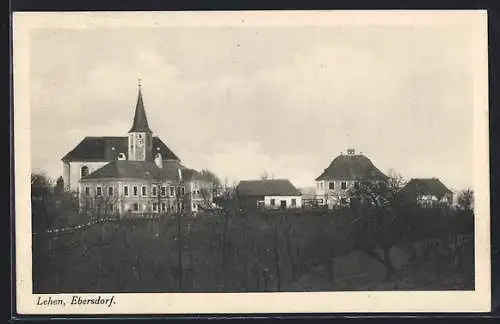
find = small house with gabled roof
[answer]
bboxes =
[236,179,302,210]
[400,178,453,208]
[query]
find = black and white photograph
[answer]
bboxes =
[14,10,490,314]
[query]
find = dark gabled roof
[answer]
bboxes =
[129,87,152,133]
[236,179,301,197]
[61,136,180,162]
[181,168,207,181]
[80,160,210,183]
[82,161,164,181]
[401,178,453,198]
[81,160,187,181]
[315,154,387,181]
[159,161,207,182]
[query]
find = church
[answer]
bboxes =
[61,82,214,216]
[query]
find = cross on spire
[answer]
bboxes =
[128,79,152,133]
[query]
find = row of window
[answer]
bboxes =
[318,181,358,191]
[269,198,297,206]
[92,201,199,213]
[84,185,186,197]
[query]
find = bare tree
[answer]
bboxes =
[348,171,409,279]
[201,169,221,191]
[457,189,474,212]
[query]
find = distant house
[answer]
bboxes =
[236,179,302,210]
[400,178,453,208]
[315,149,388,208]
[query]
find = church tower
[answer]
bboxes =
[128,80,153,162]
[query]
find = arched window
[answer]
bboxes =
[81,166,89,178]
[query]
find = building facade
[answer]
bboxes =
[63,83,213,216]
[400,178,453,208]
[236,179,302,210]
[61,87,180,192]
[315,149,388,208]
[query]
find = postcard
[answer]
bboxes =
[13,10,490,315]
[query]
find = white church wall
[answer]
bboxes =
[66,161,109,192]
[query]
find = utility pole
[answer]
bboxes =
[176,175,183,291]
[177,206,183,290]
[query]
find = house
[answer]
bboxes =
[400,178,453,208]
[65,82,213,216]
[236,179,302,210]
[315,149,388,208]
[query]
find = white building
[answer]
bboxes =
[315,149,388,208]
[62,82,213,216]
[236,179,302,209]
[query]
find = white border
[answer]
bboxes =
[13,10,491,315]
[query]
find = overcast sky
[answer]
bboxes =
[30,24,475,190]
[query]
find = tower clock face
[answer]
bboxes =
[137,135,145,147]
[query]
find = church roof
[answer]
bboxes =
[236,179,302,197]
[315,152,387,181]
[82,160,167,181]
[401,178,452,198]
[61,136,180,162]
[80,160,208,182]
[129,87,152,133]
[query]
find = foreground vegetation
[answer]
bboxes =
[31,173,475,293]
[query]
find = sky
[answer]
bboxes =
[30,24,475,190]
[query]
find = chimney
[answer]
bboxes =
[347,149,356,155]
[154,153,162,168]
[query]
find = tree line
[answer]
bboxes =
[31,171,475,293]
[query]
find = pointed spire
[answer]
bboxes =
[129,79,152,133]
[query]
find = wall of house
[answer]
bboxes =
[79,179,188,216]
[65,161,109,192]
[417,193,453,207]
[78,178,215,215]
[184,180,214,212]
[264,196,302,209]
[315,179,358,207]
